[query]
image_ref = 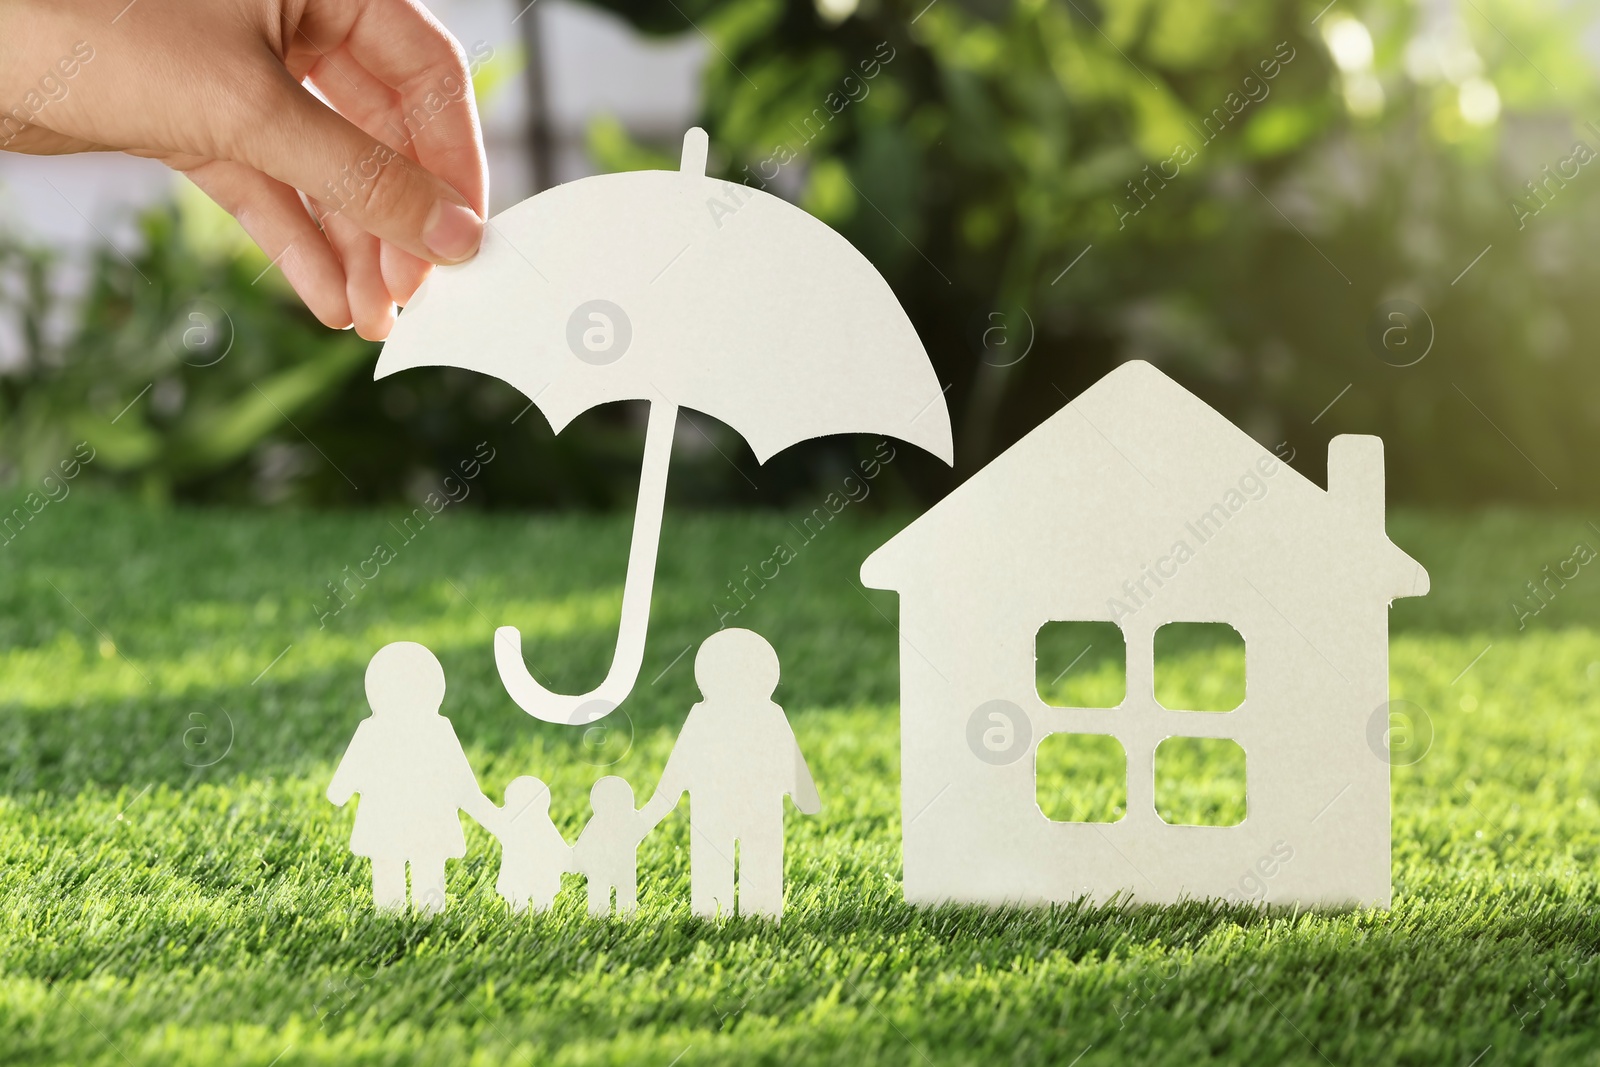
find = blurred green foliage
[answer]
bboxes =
[0,184,879,508]
[0,195,372,504]
[589,0,1600,505]
[0,189,758,509]
[4,0,1599,507]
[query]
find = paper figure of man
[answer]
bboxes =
[641,628,821,919]
[327,642,500,913]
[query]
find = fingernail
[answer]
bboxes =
[424,200,482,262]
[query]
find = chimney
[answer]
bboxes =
[1328,434,1429,597]
[1327,434,1385,523]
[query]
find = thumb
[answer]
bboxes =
[231,70,483,265]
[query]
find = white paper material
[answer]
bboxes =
[332,633,819,918]
[641,628,820,920]
[861,360,1428,909]
[495,776,572,912]
[327,642,500,913]
[374,128,953,725]
[573,776,655,917]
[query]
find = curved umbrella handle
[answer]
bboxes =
[496,402,679,725]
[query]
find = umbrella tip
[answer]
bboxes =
[680,127,709,177]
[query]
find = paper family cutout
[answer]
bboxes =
[328,631,820,918]
[374,127,953,726]
[863,359,1429,908]
[339,127,1428,914]
[327,642,499,913]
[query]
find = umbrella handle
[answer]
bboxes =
[494,401,679,725]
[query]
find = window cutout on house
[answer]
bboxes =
[1036,621,1125,708]
[1036,733,1126,823]
[1153,622,1245,712]
[1154,737,1246,826]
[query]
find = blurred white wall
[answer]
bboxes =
[0,0,705,251]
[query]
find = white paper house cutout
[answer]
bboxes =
[861,360,1429,909]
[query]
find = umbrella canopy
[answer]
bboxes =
[376,129,952,724]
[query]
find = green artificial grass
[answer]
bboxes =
[1,497,1598,1065]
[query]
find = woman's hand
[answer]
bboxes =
[0,0,488,340]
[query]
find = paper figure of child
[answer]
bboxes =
[327,642,500,913]
[494,776,572,912]
[641,628,821,920]
[573,776,660,917]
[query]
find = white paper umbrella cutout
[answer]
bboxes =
[375,128,953,725]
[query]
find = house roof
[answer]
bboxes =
[861,360,1428,599]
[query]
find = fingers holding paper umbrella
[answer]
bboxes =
[374,128,953,725]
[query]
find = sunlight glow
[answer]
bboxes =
[815,0,859,24]
[1324,16,1375,72]
[1459,77,1501,126]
